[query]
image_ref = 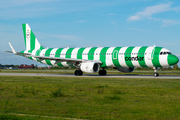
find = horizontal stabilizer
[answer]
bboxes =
[5,42,31,56]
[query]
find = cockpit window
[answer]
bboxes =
[167,52,172,54]
[160,52,172,55]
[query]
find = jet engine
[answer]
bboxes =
[116,67,134,73]
[80,62,100,73]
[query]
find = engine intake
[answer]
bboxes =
[80,62,100,73]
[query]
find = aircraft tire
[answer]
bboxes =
[99,70,107,76]
[154,73,159,77]
[74,70,83,76]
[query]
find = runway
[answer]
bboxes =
[0,73,180,79]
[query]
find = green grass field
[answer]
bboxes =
[0,76,180,119]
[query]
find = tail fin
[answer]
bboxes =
[22,23,44,51]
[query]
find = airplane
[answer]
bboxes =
[5,23,179,77]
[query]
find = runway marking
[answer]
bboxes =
[3,113,87,120]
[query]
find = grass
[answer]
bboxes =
[0,76,180,119]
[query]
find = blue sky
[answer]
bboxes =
[0,0,180,66]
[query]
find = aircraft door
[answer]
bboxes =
[113,50,118,59]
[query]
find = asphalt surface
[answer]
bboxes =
[0,73,180,79]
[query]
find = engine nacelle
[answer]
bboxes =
[80,62,100,73]
[117,67,134,73]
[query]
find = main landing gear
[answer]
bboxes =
[153,67,159,77]
[99,68,107,76]
[74,70,83,76]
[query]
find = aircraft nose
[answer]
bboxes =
[168,55,179,66]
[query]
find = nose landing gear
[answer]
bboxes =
[153,67,159,77]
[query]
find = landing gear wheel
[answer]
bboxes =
[153,67,159,77]
[154,73,159,77]
[74,70,83,76]
[99,70,107,76]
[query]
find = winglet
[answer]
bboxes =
[8,42,17,55]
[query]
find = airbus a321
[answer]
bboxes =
[5,24,179,77]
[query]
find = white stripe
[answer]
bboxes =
[26,24,31,51]
[159,48,169,67]
[131,47,141,67]
[119,47,128,67]
[61,48,69,67]
[82,47,92,60]
[31,50,37,62]
[144,47,154,67]
[71,48,80,59]
[94,47,103,61]
[50,48,58,66]
[39,49,47,65]
[106,47,115,67]
[35,38,41,50]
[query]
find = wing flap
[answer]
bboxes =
[29,55,102,64]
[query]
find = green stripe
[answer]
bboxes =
[35,49,43,63]
[45,48,53,65]
[152,47,162,67]
[22,24,26,48]
[138,47,148,67]
[66,48,74,58]
[77,48,85,59]
[112,47,122,67]
[30,30,36,50]
[28,50,33,60]
[40,46,44,50]
[28,57,33,60]
[125,47,134,67]
[88,47,97,60]
[100,47,109,67]
[55,48,64,67]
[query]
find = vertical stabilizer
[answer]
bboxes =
[22,23,44,51]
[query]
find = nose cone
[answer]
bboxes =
[168,55,179,66]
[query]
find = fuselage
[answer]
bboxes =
[23,46,179,68]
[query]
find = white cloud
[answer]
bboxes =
[111,21,117,29]
[127,2,180,21]
[0,1,119,19]
[162,19,180,27]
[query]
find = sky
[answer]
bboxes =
[0,0,180,66]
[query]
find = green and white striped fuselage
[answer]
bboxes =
[7,24,179,76]
[23,46,174,68]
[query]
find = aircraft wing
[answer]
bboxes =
[6,42,102,64]
[29,55,102,64]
